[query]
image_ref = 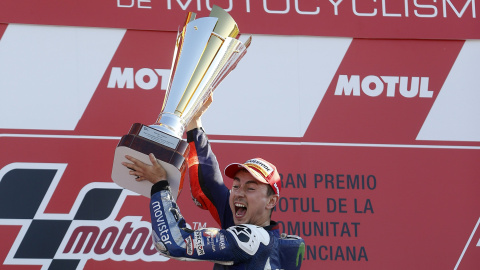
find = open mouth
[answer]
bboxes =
[234,203,247,218]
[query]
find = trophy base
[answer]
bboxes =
[111,123,189,199]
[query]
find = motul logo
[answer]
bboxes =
[107,67,170,90]
[334,75,434,98]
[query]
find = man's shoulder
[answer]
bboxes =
[224,225,305,268]
[277,233,305,269]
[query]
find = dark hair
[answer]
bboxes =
[266,185,276,218]
[266,185,275,197]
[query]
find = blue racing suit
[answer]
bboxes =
[149,128,305,269]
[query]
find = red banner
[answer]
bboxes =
[0,0,479,39]
[0,22,479,270]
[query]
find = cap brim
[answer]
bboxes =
[224,163,269,185]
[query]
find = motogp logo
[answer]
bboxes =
[0,163,167,270]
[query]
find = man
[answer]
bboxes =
[123,97,305,269]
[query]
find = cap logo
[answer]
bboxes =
[273,182,280,195]
[244,159,273,178]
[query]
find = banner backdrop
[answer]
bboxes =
[0,9,479,270]
[0,0,479,39]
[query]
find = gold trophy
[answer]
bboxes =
[111,6,251,199]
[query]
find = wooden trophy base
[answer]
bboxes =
[111,123,189,199]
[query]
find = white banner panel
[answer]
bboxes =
[0,24,125,130]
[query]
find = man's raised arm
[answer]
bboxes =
[185,95,234,228]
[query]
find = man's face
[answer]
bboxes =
[228,170,276,226]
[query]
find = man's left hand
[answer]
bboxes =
[122,153,167,184]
